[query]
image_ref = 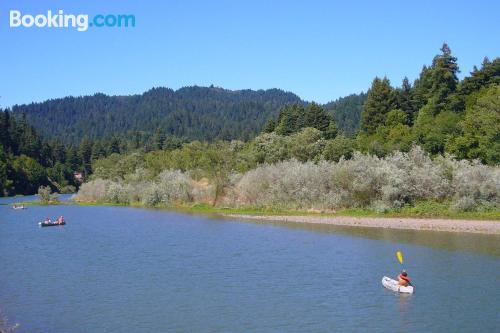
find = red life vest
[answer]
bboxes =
[399,274,410,282]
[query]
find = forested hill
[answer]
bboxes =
[11,86,366,143]
[12,87,303,143]
[324,93,367,137]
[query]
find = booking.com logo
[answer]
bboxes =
[9,10,135,32]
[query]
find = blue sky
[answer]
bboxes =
[1,0,499,107]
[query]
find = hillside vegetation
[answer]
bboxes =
[73,44,500,216]
[3,44,500,209]
[13,86,367,144]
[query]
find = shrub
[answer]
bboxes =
[74,179,112,202]
[451,159,500,210]
[76,145,500,213]
[323,135,355,162]
[38,185,59,204]
[234,146,498,211]
[140,170,194,207]
[105,182,131,204]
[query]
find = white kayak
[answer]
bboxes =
[382,276,414,294]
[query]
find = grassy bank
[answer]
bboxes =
[17,199,500,220]
[175,201,500,220]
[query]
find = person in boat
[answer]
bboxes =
[398,270,411,287]
[57,216,65,224]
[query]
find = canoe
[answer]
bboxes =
[12,206,27,210]
[39,221,66,227]
[382,276,414,294]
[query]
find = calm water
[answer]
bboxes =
[1,197,499,332]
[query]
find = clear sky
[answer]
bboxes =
[1,0,499,107]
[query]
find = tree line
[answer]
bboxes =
[263,44,499,164]
[0,111,135,196]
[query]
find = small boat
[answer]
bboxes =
[39,221,66,227]
[382,276,414,294]
[12,205,27,210]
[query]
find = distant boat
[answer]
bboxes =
[12,205,27,210]
[39,216,66,227]
[39,221,66,227]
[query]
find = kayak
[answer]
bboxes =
[39,221,66,227]
[382,276,414,294]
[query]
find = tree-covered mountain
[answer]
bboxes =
[12,87,304,143]
[11,86,368,144]
[324,93,367,137]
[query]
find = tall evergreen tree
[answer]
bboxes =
[429,43,460,114]
[262,118,276,133]
[412,65,434,112]
[66,146,81,171]
[360,77,395,134]
[275,104,306,136]
[0,145,10,195]
[395,77,417,124]
[0,110,11,151]
[305,102,332,132]
[79,138,93,176]
[108,136,121,154]
[153,127,166,150]
[92,141,107,161]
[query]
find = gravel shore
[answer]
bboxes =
[223,214,500,234]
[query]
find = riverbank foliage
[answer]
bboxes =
[0,112,80,196]
[75,146,499,214]
[73,44,500,215]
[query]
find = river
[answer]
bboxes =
[1,196,499,332]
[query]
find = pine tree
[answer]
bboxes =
[394,77,416,125]
[0,145,10,195]
[0,110,11,151]
[429,43,460,114]
[108,136,121,154]
[262,118,276,133]
[52,141,67,164]
[92,141,106,161]
[79,138,93,176]
[66,146,80,171]
[323,121,338,139]
[275,104,305,136]
[412,65,433,112]
[360,77,395,134]
[305,102,332,131]
[153,127,166,150]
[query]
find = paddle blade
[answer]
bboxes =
[396,251,403,264]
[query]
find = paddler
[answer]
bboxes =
[398,270,411,287]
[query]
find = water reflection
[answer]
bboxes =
[218,215,500,256]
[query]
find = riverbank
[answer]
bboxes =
[223,214,500,234]
[13,199,500,234]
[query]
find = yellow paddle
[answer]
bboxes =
[396,250,403,264]
[396,250,413,288]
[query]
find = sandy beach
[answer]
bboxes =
[224,214,500,234]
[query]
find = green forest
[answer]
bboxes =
[12,86,367,144]
[1,44,499,215]
[0,111,77,195]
